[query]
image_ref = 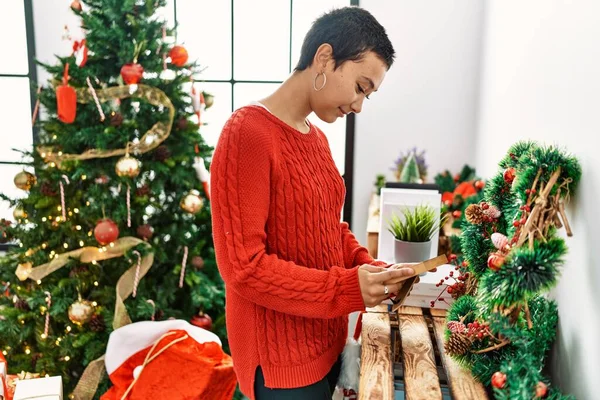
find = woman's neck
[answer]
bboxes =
[260,72,313,133]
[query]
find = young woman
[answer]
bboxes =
[211,7,413,400]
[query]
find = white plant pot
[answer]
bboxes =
[394,239,432,275]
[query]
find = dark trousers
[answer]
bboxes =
[254,357,342,399]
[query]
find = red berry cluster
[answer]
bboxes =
[430,255,470,308]
[466,320,491,340]
[510,203,532,244]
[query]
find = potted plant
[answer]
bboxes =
[387,204,448,265]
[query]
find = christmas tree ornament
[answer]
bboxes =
[192,256,204,270]
[72,39,88,67]
[168,45,188,67]
[56,63,77,123]
[446,320,467,334]
[89,313,106,332]
[40,181,57,197]
[12,205,27,220]
[177,117,188,130]
[110,111,123,127]
[190,312,212,330]
[191,84,204,125]
[115,153,142,178]
[180,190,204,214]
[474,180,485,190]
[399,151,422,184]
[14,298,30,311]
[43,291,52,338]
[136,224,154,240]
[453,181,477,199]
[70,0,82,12]
[120,63,144,85]
[179,246,189,288]
[131,250,142,298]
[487,253,505,271]
[193,156,211,200]
[465,204,484,224]
[15,262,33,281]
[59,175,70,221]
[491,371,506,389]
[491,232,509,251]
[69,265,89,278]
[203,92,214,109]
[153,145,171,162]
[503,167,516,184]
[95,175,110,184]
[68,299,94,325]
[86,77,106,121]
[14,170,37,191]
[94,219,119,245]
[0,219,12,243]
[136,184,150,196]
[483,204,501,219]
[535,381,548,398]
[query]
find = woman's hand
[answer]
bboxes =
[357,264,415,307]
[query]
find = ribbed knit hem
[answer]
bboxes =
[261,333,347,389]
[338,266,367,315]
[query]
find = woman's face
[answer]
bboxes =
[309,46,388,123]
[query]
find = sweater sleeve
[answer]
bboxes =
[210,109,366,319]
[340,222,388,268]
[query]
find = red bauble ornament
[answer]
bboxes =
[452,210,462,219]
[491,371,506,389]
[503,168,516,184]
[535,382,548,398]
[190,312,212,330]
[487,253,505,271]
[94,219,119,245]
[475,180,485,190]
[169,45,189,67]
[120,63,144,84]
[70,0,82,11]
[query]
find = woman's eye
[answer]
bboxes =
[357,84,370,99]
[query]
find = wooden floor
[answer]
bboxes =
[359,305,489,400]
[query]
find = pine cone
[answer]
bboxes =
[69,265,89,278]
[154,145,171,162]
[137,224,154,240]
[40,182,57,197]
[110,112,123,127]
[89,313,106,332]
[136,184,151,197]
[445,332,473,356]
[15,298,30,311]
[465,204,484,224]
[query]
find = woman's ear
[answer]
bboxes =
[313,43,333,72]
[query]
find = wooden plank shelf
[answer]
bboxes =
[359,305,489,400]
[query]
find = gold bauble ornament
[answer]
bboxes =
[15,262,33,281]
[14,171,37,191]
[115,154,142,178]
[68,300,94,325]
[180,190,204,214]
[13,206,28,220]
[203,93,214,109]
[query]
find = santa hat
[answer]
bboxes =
[101,319,236,400]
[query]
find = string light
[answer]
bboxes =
[94,281,99,286]
[42,243,47,249]
[86,201,90,206]
[52,135,57,140]
[91,260,97,265]
[74,208,80,213]
[41,153,46,158]
[109,242,115,248]
[64,356,70,361]
[50,162,56,168]
[42,217,47,222]
[37,280,42,285]
[58,151,63,156]
[56,216,61,222]
[48,215,53,220]
[88,231,93,237]
[81,175,87,180]
[66,326,72,332]
[68,211,73,216]
[79,241,84,247]
[2,350,7,356]
[91,301,98,307]
[24,347,31,355]
[76,225,82,230]
[19,243,23,248]
[63,243,69,249]
[57,206,62,212]
[41,333,47,339]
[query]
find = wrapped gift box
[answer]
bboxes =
[13,376,62,400]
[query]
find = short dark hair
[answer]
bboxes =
[295,7,395,71]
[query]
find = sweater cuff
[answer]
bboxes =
[338,267,366,314]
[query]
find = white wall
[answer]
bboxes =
[353,1,485,244]
[476,1,600,398]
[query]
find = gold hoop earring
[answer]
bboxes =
[313,72,326,91]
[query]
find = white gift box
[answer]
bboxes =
[13,376,62,400]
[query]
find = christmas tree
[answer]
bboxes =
[442,141,581,399]
[398,151,422,183]
[0,0,226,398]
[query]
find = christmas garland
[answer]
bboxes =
[443,141,581,399]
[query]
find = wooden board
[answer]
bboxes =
[366,304,389,313]
[431,317,489,400]
[359,312,394,400]
[398,308,442,400]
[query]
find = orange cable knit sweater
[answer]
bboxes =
[211,105,383,399]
